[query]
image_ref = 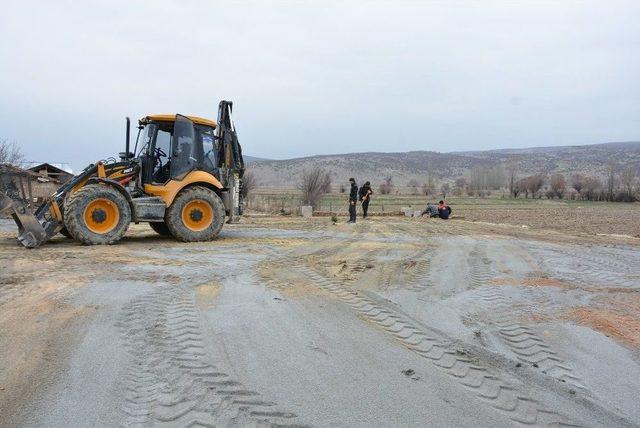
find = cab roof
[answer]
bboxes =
[141,114,217,128]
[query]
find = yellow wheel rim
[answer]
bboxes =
[83,198,119,234]
[181,199,213,231]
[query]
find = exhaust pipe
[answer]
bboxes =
[126,117,130,157]
[120,117,131,161]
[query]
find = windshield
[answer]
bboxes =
[136,123,157,156]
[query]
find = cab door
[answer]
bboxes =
[171,115,203,178]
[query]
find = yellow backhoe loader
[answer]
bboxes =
[0,100,245,248]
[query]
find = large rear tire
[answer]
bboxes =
[64,184,131,245]
[165,186,225,242]
[149,221,172,236]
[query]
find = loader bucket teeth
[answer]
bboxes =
[15,215,48,248]
[1,166,51,248]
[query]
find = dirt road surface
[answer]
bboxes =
[1,216,639,427]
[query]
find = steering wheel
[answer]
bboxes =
[154,147,167,161]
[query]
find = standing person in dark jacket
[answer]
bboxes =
[348,178,358,223]
[358,181,373,219]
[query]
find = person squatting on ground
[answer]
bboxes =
[422,202,439,217]
[438,200,452,219]
[358,181,373,219]
[348,177,358,223]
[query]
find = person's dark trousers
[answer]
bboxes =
[362,200,369,218]
[349,202,357,222]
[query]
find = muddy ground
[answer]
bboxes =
[0,215,639,427]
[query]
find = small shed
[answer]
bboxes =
[26,163,74,184]
[0,164,62,207]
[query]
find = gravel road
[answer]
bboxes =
[0,217,639,427]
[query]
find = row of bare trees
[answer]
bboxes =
[507,169,639,202]
[512,174,545,198]
[569,169,638,202]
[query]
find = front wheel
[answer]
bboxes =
[165,186,225,242]
[63,184,131,245]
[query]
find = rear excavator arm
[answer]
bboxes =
[216,100,245,221]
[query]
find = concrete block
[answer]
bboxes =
[413,210,423,217]
[301,205,313,218]
[402,207,413,217]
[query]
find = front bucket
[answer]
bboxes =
[0,170,48,248]
[13,212,48,248]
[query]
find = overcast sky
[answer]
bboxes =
[1,1,639,171]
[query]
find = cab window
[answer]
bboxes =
[196,125,218,173]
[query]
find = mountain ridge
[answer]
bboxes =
[247,141,640,186]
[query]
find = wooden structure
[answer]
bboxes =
[0,164,63,209]
[27,163,73,184]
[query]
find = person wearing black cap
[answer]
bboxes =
[358,181,373,219]
[348,178,358,223]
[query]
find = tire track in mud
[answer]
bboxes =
[295,265,582,427]
[556,247,636,275]
[466,245,586,391]
[467,246,493,289]
[404,250,434,292]
[117,282,301,427]
[527,245,639,289]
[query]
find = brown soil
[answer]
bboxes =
[464,205,640,237]
[568,308,640,350]
[562,293,640,351]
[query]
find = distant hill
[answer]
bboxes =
[243,155,271,165]
[247,142,640,187]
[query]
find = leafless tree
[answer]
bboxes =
[619,167,638,202]
[426,163,436,194]
[453,177,467,196]
[605,162,616,201]
[549,173,566,199]
[571,173,585,194]
[454,177,467,190]
[0,139,24,166]
[470,165,505,196]
[506,157,519,197]
[582,176,602,201]
[379,175,394,195]
[407,179,420,195]
[339,184,346,194]
[421,182,430,196]
[514,177,529,198]
[440,183,450,199]
[514,174,545,198]
[240,170,257,198]
[527,174,545,198]
[298,167,331,208]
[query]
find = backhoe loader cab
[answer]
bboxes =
[136,114,220,185]
[0,100,245,248]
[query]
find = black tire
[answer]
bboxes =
[64,184,131,245]
[165,186,225,242]
[149,221,172,236]
[59,226,72,238]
